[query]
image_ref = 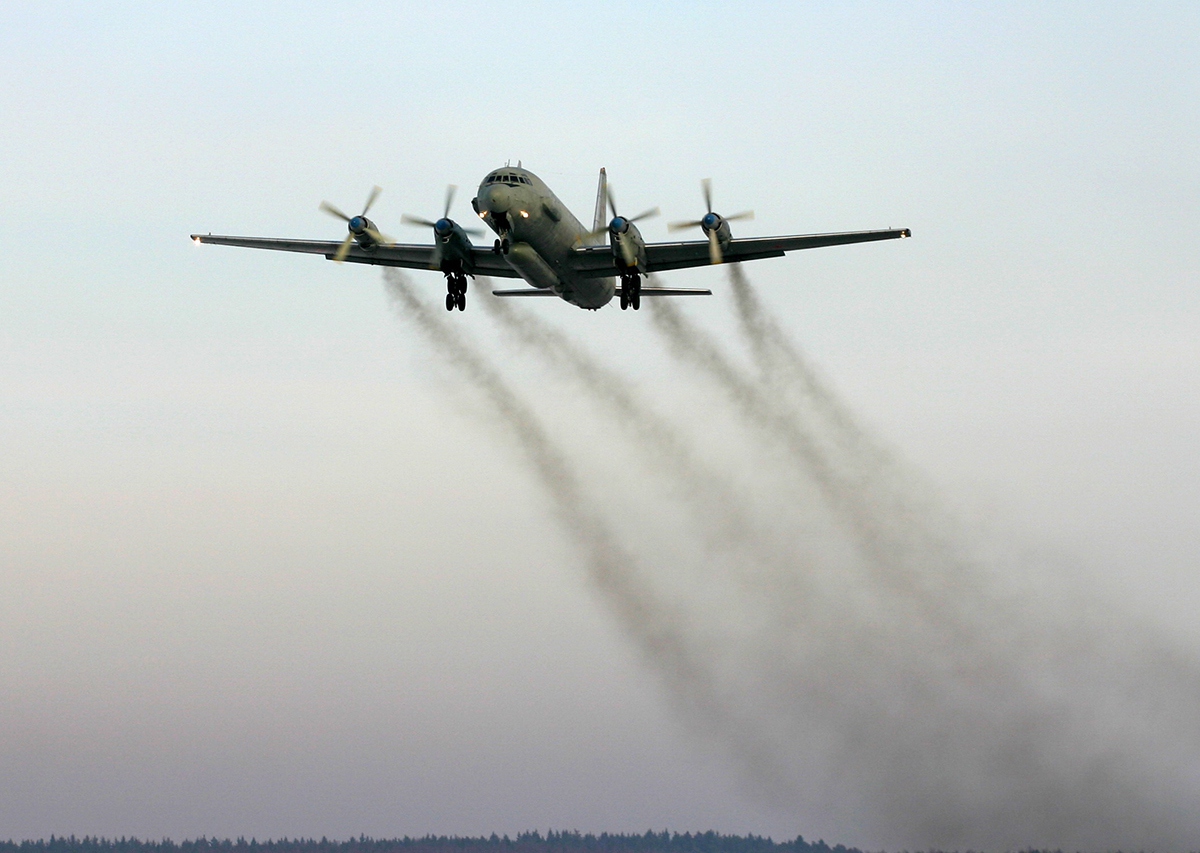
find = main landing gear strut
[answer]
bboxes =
[444,272,468,311]
[619,272,642,311]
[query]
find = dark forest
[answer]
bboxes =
[0,833,862,853]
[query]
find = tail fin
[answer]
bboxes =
[590,167,608,246]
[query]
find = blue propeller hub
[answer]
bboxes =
[702,212,720,230]
[609,216,628,234]
[435,218,454,236]
[349,216,365,232]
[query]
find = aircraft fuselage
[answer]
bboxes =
[472,166,617,309]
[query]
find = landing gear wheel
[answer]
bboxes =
[493,239,502,255]
[620,273,642,311]
[456,291,466,311]
[500,238,510,255]
[445,293,455,312]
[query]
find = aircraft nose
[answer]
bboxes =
[483,184,511,213]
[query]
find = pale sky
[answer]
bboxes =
[2,2,1199,850]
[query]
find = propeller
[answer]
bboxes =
[668,178,754,264]
[402,185,485,235]
[401,185,483,269]
[578,185,659,267]
[320,185,391,263]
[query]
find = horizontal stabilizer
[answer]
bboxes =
[638,287,711,296]
[492,288,559,296]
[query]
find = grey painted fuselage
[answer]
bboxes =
[473,167,617,309]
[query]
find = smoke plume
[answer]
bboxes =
[383,270,789,783]
[476,281,763,552]
[386,268,1200,851]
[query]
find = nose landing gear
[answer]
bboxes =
[444,272,468,311]
[619,273,642,310]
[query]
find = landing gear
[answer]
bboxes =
[619,272,642,311]
[491,237,511,255]
[444,272,468,312]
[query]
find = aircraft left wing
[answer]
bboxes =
[567,228,911,278]
[190,235,522,278]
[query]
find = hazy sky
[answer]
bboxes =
[2,2,1199,849]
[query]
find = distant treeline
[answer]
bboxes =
[0,833,864,853]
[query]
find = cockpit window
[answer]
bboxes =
[489,173,524,186]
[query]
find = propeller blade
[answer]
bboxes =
[361,185,381,216]
[403,212,484,238]
[365,227,392,245]
[320,201,351,222]
[702,178,713,214]
[629,206,660,224]
[604,184,658,228]
[708,229,723,265]
[620,239,636,268]
[574,227,605,246]
[333,233,355,263]
[430,240,443,271]
[726,210,755,222]
[443,185,457,220]
[668,219,704,232]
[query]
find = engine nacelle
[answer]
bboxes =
[348,215,380,249]
[609,216,648,273]
[434,218,477,275]
[699,212,732,252]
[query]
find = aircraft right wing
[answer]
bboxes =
[567,228,911,278]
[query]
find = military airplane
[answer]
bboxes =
[191,165,909,312]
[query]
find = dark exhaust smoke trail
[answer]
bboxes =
[474,282,847,728]
[658,267,1200,850]
[475,279,760,552]
[384,271,685,674]
[726,263,966,583]
[471,282,1029,836]
[647,292,967,639]
[382,269,788,783]
[723,264,1001,640]
[727,264,874,458]
[385,267,1200,849]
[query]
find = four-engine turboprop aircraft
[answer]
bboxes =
[191,166,910,312]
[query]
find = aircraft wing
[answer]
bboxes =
[190,235,522,278]
[568,228,911,278]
